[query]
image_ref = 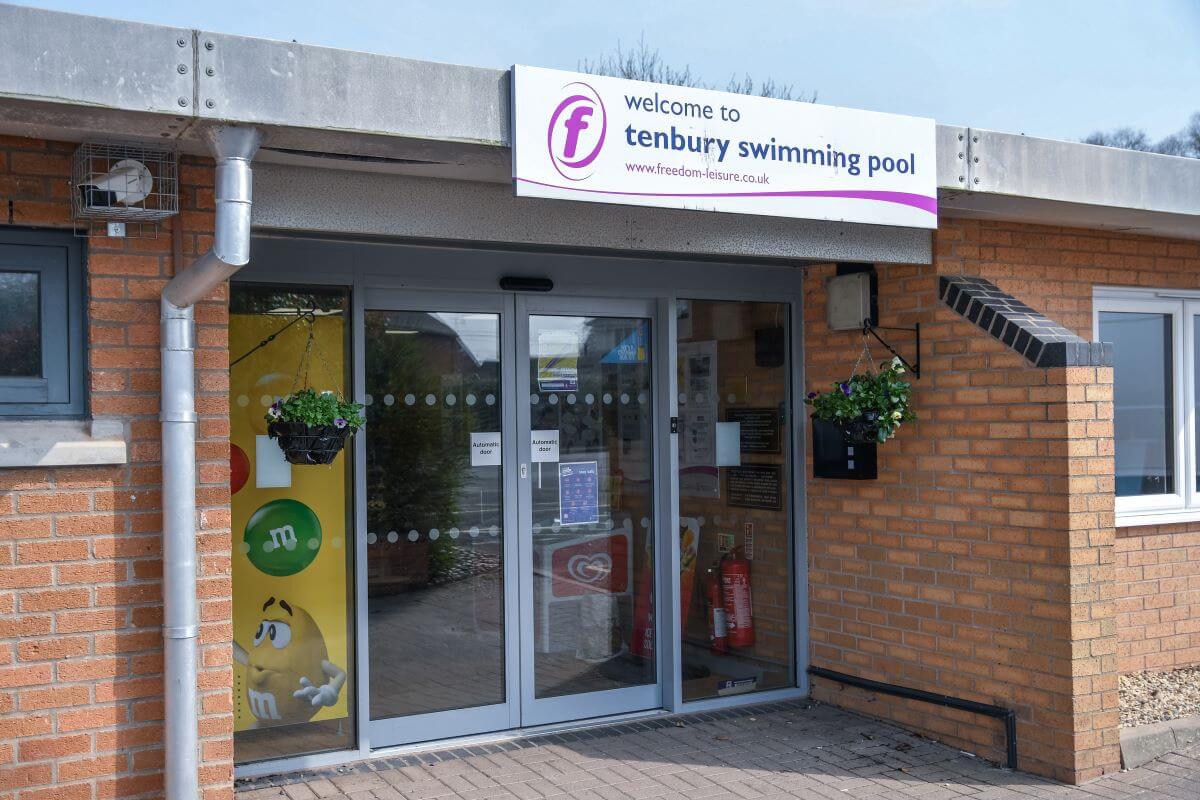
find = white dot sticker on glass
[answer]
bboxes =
[383,394,395,406]
[407,530,419,542]
[466,394,477,406]
[366,532,377,544]
[485,394,496,406]
[603,393,612,404]
[446,394,456,406]
[567,394,576,405]
[425,393,436,406]
[429,528,440,540]
[585,393,595,405]
[363,394,374,406]
[387,531,398,543]
[530,394,540,405]
[548,394,558,405]
[449,527,460,539]
[236,395,249,407]
[619,393,630,405]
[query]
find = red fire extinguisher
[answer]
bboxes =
[721,548,755,647]
[706,566,728,654]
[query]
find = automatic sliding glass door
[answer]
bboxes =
[516,297,661,726]
[361,291,663,744]
[363,292,519,746]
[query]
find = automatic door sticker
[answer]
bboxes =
[470,432,502,466]
[531,430,559,462]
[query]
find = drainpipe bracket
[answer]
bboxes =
[160,410,198,423]
[162,624,200,639]
[161,316,196,351]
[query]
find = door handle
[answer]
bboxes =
[521,463,528,479]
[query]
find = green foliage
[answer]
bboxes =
[804,356,915,443]
[267,388,364,431]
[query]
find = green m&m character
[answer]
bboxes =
[243,499,322,576]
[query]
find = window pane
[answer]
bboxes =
[1099,311,1174,497]
[527,314,655,699]
[364,310,507,718]
[677,299,794,701]
[230,286,355,764]
[0,271,41,377]
[1195,317,1200,492]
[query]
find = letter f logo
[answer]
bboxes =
[546,83,606,181]
[562,105,593,159]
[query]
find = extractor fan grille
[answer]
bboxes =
[71,142,179,229]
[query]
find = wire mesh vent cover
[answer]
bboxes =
[71,142,179,223]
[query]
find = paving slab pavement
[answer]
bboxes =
[237,700,1200,800]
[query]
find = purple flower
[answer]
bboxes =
[333,417,348,429]
[840,383,852,396]
[806,391,817,399]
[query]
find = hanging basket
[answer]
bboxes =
[840,412,882,445]
[267,421,352,465]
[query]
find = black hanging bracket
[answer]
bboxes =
[862,318,920,379]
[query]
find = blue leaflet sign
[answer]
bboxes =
[559,460,600,526]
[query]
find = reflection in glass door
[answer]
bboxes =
[518,301,659,726]
[363,301,513,744]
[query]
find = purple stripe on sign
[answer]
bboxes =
[515,177,938,215]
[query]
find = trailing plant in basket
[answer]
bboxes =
[805,356,915,444]
[266,389,364,465]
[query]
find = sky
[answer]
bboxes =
[12,0,1200,142]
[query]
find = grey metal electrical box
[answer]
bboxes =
[826,272,872,331]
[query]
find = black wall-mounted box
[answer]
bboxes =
[810,417,878,480]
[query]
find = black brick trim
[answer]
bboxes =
[939,275,1113,368]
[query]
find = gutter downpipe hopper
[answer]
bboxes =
[161,125,261,800]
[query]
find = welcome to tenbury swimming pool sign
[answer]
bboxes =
[511,65,938,229]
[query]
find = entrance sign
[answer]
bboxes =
[512,65,937,229]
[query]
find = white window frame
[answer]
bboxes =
[1095,287,1200,527]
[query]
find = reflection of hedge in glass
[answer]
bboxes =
[0,272,40,377]
[364,313,499,587]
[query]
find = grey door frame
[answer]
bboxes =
[233,233,810,776]
[515,293,663,727]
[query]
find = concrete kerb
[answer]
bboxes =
[1120,715,1200,769]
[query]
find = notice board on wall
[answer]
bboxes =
[726,407,781,454]
[726,464,783,511]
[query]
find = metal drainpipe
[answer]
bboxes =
[161,125,261,800]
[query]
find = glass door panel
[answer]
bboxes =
[676,299,794,701]
[364,305,512,741]
[518,303,659,724]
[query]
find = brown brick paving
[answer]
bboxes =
[236,702,1200,800]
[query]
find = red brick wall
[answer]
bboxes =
[805,219,1123,784]
[0,137,232,800]
[1114,529,1200,673]
[922,219,1200,678]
